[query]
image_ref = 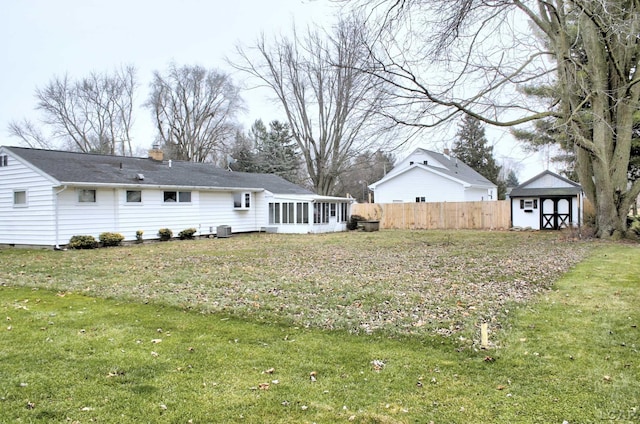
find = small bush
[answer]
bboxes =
[135,230,144,243]
[178,228,197,240]
[99,232,125,247]
[158,228,173,241]
[68,235,98,249]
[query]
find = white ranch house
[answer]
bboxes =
[0,146,353,248]
[509,170,583,230]
[369,148,498,203]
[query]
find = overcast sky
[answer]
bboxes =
[1,1,337,146]
[1,0,547,180]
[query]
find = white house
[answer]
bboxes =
[368,148,498,203]
[0,146,353,247]
[509,170,583,230]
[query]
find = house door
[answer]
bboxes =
[540,197,572,230]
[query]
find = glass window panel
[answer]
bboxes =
[126,190,142,203]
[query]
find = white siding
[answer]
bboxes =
[198,190,264,236]
[56,187,120,243]
[0,155,57,246]
[526,173,575,189]
[374,167,465,203]
[464,187,496,202]
[387,150,448,177]
[53,188,267,244]
[511,198,541,229]
[511,196,581,230]
[116,188,203,241]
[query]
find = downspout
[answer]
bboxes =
[54,185,68,249]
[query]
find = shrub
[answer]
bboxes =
[178,228,197,240]
[68,235,98,249]
[158,228,173,241]
[99,232,125,247]
[135,230,144,243]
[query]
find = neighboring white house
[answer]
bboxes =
[368,148,498,203]
[509,170,583,230]
[0,146,353,247]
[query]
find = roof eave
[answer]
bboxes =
[56,181,265,192]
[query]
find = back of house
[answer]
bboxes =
[0,146,353,247]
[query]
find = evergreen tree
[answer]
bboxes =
[229,120,302,184]
[452,115,504,198]
[256,120,301,183]
[228,129,259,172]
[505,170,520,187]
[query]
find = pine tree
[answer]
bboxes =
[229,120,302,183]
[505,170,520,187]
[452,115,503,198]
[257,120,301,183]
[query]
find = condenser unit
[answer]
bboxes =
[216,225,232,238]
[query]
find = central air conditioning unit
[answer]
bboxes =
[216,225,232,238]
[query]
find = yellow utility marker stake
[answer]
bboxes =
[481,323,489,349]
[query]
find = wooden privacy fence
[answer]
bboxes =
[351,201,511,230]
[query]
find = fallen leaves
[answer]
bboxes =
[1,232,595,338]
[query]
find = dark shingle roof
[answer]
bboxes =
[509,187,582,197]
[6,146,314,195]
[509,170,581,197]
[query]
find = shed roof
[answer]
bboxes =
[509,170,581,197]
[4,146,314,195]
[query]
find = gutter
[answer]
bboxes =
[58,181,265,192]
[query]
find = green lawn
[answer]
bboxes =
[0,231,638,422]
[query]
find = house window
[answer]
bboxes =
[423,160,428,165]
[296,202,309,224]
[340,203,348,223]
[164,191,191,203]
[13,190,27,207]
[314,202,329,224]
[330,203,337,217]
[78,189,96,203]
[179,191,191,202]
[126,190,142,203]
[269,202,281,224]
[0,155,8,166]
[282,202,295,224]
[416,197,426,203]
[234,192,250,209]
[520,199,538,210]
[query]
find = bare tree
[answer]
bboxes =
[146,64,243,162]
[9,66,137,155]
[231,15,393,195]
[342,0,640,239]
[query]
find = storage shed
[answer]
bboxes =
[509,170,583,230]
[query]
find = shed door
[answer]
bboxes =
[540,197,572,230]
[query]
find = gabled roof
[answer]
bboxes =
[370,147,496,189]
[3,146,314,195]
[509,170,582,197]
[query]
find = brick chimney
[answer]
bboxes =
[444,148,450,156]
[148,144,164,161]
